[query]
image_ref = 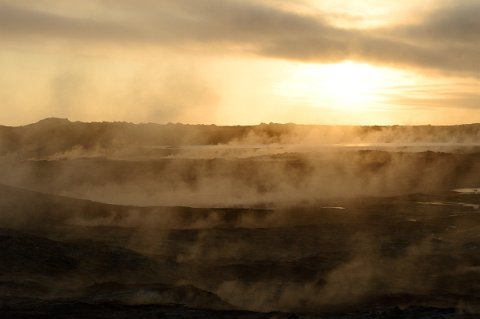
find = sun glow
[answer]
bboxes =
[321,61,387,107]
[274,60,398,112]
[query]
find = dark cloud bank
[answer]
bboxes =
[0,0,480,77]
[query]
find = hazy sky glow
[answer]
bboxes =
[0,0,479,125]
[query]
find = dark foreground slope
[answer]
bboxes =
[0,184,479,317]
[1,301,474,319]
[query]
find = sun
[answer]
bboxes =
[320,61,385,107]
[274,60,394,111]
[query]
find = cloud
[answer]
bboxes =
[396,1,480,43]
[0,0,479,77]
[0,2,133,42]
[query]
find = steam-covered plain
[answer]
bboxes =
[0,119,479,318]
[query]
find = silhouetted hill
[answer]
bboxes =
[1,118,479,158]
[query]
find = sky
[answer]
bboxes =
[0,0,479,126]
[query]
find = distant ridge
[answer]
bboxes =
[32,117,71,125]
[0,118,479,158]
[13,118,480,128]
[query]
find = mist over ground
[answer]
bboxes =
[0,119,479,318]
[1,118,479,207]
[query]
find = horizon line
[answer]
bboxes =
[2,117,480,128]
